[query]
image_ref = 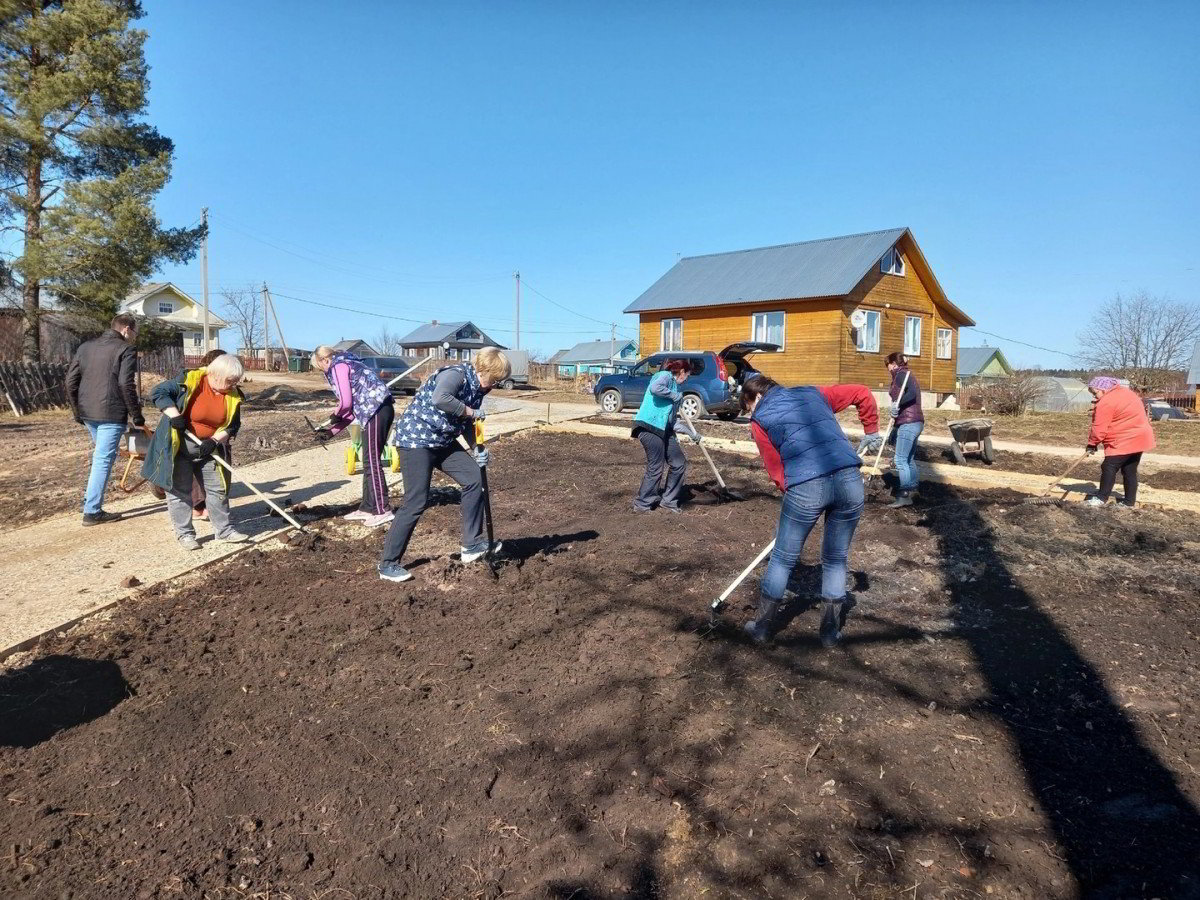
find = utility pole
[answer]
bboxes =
[201,207,210,355]
[264,285,292,372]
[261,283,271,371]
[514,271,521,350]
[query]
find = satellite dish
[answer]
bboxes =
[849,309,868,329]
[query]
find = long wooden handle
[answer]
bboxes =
[716,539,776,604]
[183,431,304,530]
[697,441,726,489]
[1044,452,1091,495]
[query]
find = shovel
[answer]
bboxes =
[182,431,305,531]
[709,539,776,624]
[456,424,500,580]
[695,439,746,502]
[302,415,330,451]
[1023,452,1091,505]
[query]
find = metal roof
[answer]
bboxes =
[332,339,377,354]
[557,339,638,365]
[1188,339,1200,387]
[398,320,503,348]
[956,346,1011,377]
[625,228,908,313]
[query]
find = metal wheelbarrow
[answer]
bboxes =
[117,425,155,492]
[947,417,995,465]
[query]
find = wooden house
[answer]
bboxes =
[625,228,975,398]
[120,283,227,354]
[398,321,506,361]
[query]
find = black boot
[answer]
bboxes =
[819,600,843,648]
[743,597,780,644]
[888,490,913,509]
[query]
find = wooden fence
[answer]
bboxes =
[0,361,69,415]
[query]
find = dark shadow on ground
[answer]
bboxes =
[0,656,130,748]
[920,483,1200,897]
[500,530,600,562]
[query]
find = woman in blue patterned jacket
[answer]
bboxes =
[377,347,511,583]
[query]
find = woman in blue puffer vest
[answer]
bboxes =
[631,359,701,513]
[741,373,865,647]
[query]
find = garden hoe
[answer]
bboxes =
[862,370,909,483]
[456,424,500,580]
[696,439,746,502]
[183,430,305,531]
[1023,452,1091,506]
[709,539,776,625]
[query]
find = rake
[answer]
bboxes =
[1023,452,1091,505]
[710,539,776,624]
[862,370,910,481]
[696,440,746,502]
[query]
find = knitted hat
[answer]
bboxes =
[1088,376,1120,391]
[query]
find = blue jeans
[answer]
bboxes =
[83,421,125,514]
[893,422,923,492]
[760,467,865,604]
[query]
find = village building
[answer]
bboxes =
[624,227,974,402]
[397,321,505,361]
[553,339,639,376]
[957,346,1014,386]
[119,283,226,354]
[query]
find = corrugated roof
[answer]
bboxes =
[957,346,1011,376]
[557,339,637,365]
[625,228,908,313]
[547,349,568,365]
[399,322,467,344]
[332,339,377,353]
[1188,340,1200,386]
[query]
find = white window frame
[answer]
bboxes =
[158,301,174,314]
[904,315,922,356]
[191,332,202,347]
[881,247,905,277]
[750,310,786,349]
[936,327,952,360]
[855,310,881,353]
[660,318,682,352]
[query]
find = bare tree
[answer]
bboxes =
[374,326,403,355]
[221,286,264,359]
[967,372,1048,416]
[1079,292,1200,391]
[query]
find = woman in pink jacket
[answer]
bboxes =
[1085,376,1156,508]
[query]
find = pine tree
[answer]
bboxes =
[0,0,203,360]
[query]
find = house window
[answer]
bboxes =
[855,310,881,353]
[936,328,952,359]
[158,301,174,314]
[881,247,905,277]
[904,316,922,356]
[750,311,785,348]
[448,348,458,360]
[660,318,682,351]
[461,349,471,361]
[192,333,202,347]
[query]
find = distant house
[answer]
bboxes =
[625,228,975,401]
[546,349,568,367]
[555,339,639,376]
[956,346,1013,386]
[120,282,226,353]
[397,321,506,362]
[332,339,378,357]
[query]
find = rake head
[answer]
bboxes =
[1022,494,1064,506]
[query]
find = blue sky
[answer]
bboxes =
[144,1,1199,366]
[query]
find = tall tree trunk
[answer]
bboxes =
[21,156,42,362]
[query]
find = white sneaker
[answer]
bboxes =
[343,509,371,521]
[461,541,502,563]
[1084,496,1106,507]
[362,511,394,528]
[218,529,251,543]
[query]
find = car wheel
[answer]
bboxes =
[600,389,622,413]
[680,394,704,419]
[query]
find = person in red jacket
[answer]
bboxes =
[1085,376,1156,508]
[818,383,882,455]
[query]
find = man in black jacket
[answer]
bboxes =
[65,314,144,525]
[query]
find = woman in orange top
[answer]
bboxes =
[1085,376,1156,508]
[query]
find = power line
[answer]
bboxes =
[520,278,635,333]
[966,327,1087,361]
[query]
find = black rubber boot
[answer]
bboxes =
[888,490,913,509]
[743,598,780,644]
[819,600,843,648]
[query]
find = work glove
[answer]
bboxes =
[690,431,702,445]
[168,414,188,430]
[131,412,146,428]
[71,407,84,425]
[889,402,900,419]
[1086,445,1098,456]
[313,427,332,443]
[194,438,217,457]
[473,446,490,467]
[472,407,487,421]
[858,432,884,454]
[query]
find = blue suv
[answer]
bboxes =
[593,341,778,420]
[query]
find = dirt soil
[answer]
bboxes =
[3,431,1199,898]
[583,414,1200,493]
[0,381,370,531]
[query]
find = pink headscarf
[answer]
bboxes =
[1088,376,1120,392]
